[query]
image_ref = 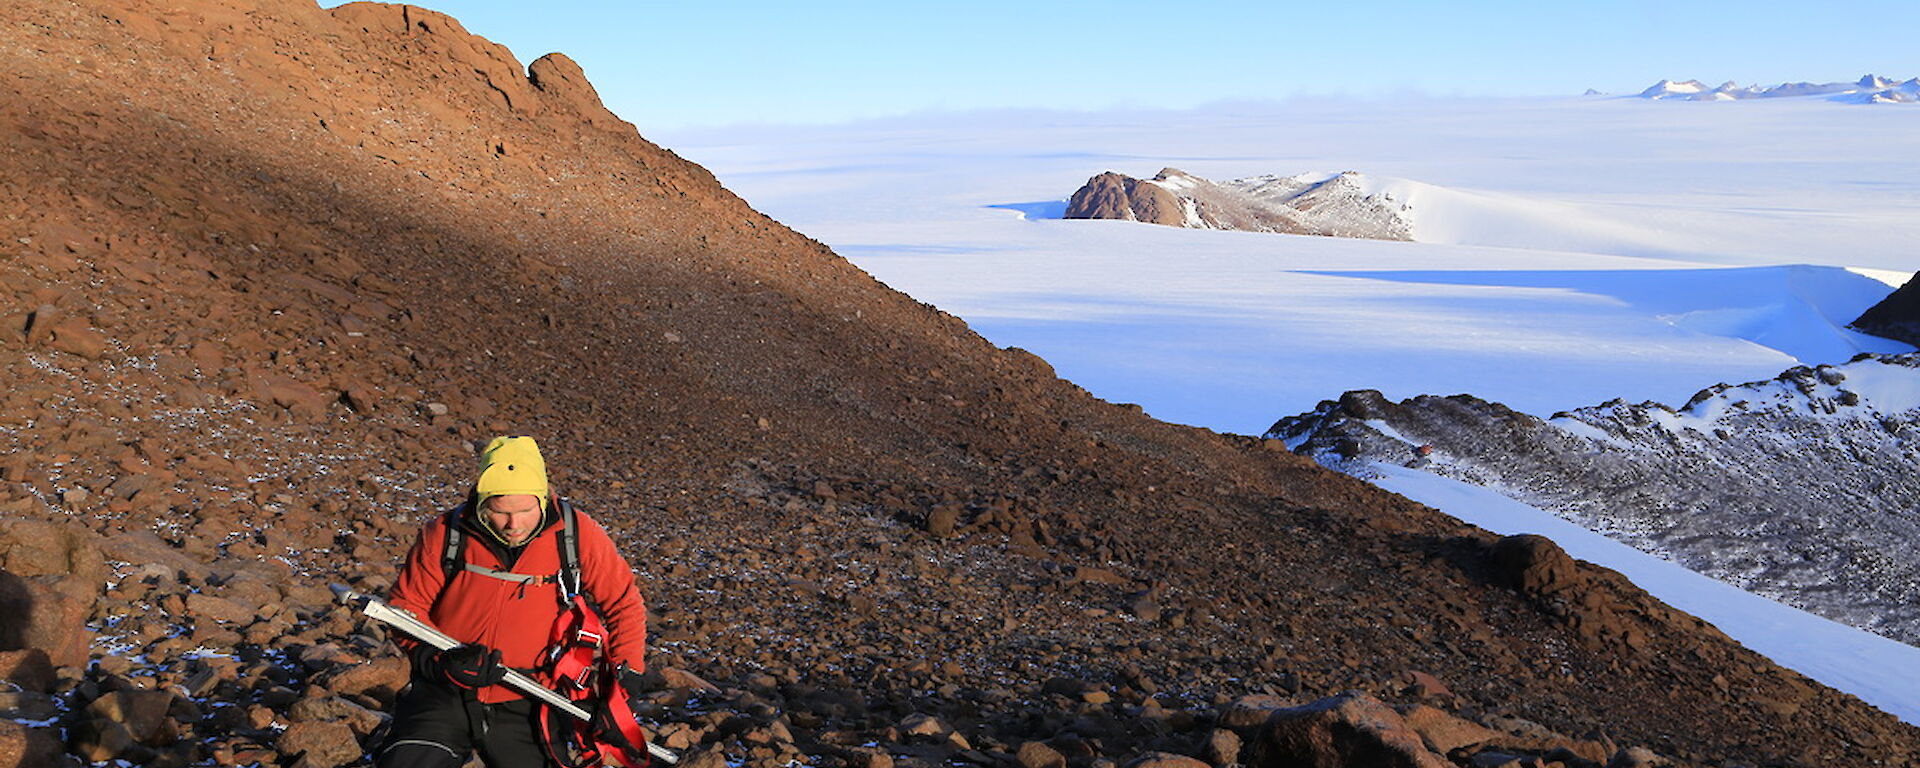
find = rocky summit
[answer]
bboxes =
[1,1,1917,768]
[1063,169,1412,241]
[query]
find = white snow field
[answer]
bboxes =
[661,95,1920,723]
[665,96,1916,434]
[1369,461,1920,725]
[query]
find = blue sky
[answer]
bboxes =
[396,1,1915,130]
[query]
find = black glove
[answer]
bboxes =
[616,667,648,698]
[414,644,507,689]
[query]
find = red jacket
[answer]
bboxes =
[388,504,647,703]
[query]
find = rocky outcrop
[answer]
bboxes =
[1063,168,1413,240]
[1065,172,1186,226]
[1271,353,1920,646]
[1851,270,1920,346]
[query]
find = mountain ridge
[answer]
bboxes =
[1633,74,1920,103]
[1269,352,1920,647]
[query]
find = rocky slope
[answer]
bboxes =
[1269,353,1920,646]
[1,0,1917,766]
[1853,271,1920,346]
[1063,169,1413,241]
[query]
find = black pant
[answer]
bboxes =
[377,679,557,768]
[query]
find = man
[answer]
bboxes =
[378,436,649,768]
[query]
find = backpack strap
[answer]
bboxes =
[441,500,471,582]
[556,497,583,601]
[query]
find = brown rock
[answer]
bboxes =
[187,593,257,625]
[279,720,363,767]
[1201,729,1242,767]
[925,504,960,538]
[286,696,384,737]
[0,572,94,668]
[1125,752,1210,768]
[70,689,178,761]
[844,748,893,768]
[898,712,948,737]
[0,649,55,694]
[679,746,735,768]
[1017,741,1066,768]
[1245,691,1450,768]
[22,305,58,346]
[47,317,109,358]
[0,518,106,584]
[649,667,721,694]
[1406,670,1454,701]
[1402,705,1496,754]
[257,375,332,419]
[1492,535,1581,599]
[1606,747,1669,768]
[1219,694,1294,729]
[0,721,64,768]
[318,656,409,707]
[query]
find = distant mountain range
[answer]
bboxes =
[1632,74,1919,103]
[1064,168,1413,241]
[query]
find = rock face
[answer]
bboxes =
[1271,352,1920,646]
[2,0,1918,766]
[1852,271,1920,346]
[1063,168,1413,240]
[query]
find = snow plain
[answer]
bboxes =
[666,97,1916,434]
[661,95,1920,724]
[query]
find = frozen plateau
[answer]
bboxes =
[665,90,1920,722]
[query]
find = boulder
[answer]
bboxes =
[277,720,363,768]
[0,649,55,694]
[0,721,64,768]
[186,592,257,625]
[0,518,106,584]
[46,317,109,358]
[1219,694,1294,729]
[317,656,410,707]
[0,571,94,667]
[1125,752,1210,768]
[1244,691,1450,768]
[1401,705,1496,754]
[1201,729,1241,767]
[69,689,177,762]
[1017,741,1067,768]
[286,696,386,737]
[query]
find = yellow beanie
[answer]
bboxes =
[475,436,549,511]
